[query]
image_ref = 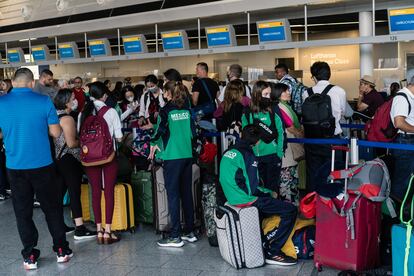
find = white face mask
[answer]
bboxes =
[71,99,78,111]
[127,96,134,103]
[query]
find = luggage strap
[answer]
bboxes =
[345,193,361,244]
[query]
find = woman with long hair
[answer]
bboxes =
[241,81,285,194]
[149,81,197,248]
[79,81,123,244]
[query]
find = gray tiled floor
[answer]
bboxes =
[0,199,339,276]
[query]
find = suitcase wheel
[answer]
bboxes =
[129,227,136,234]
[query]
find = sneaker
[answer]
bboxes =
[0,193,10,201]
[6,189,11,195]
[265,252,297,266]
[74,225,97,240]
[65,225,75,235]
[56,248,73,263]
[157,237,184,248]
[33,199,40,208]
[23,254,38,270]
[181,232,198,243]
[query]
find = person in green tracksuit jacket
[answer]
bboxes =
[148,81,197,248]
[241,80,285,193]
[220,124,297,266]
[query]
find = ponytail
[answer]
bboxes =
[79,81,109,129]
[164,81,188,109]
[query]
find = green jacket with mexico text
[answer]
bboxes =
[219,139,272,206]
[151,101,196,161]
[241,110,284,158]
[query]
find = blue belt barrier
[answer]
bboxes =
[357,140,414,151]
[340,124,365,130]
[287,138,349,145]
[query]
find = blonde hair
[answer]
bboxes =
[223,80,244,113]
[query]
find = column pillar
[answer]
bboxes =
[359,11,374,77]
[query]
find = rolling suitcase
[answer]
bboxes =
[131,168,153,224]
[101,183,135,232]
[392,175,414,276]
[153,164,202,234]
[314,146,381,271]
[80,183,92,222]
[215,204,264,269]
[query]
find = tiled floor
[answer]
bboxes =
[0,199,339,276]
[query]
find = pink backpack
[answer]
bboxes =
[80,106,115,166]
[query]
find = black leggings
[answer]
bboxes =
[56,154,83,219]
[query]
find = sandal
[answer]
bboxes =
[103,231,120,245]
[265,253,297,266]
[97,230,104,245]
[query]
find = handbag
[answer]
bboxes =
[291,141,305,161]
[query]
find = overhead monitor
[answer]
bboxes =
[31,45,50,61]
[205,25,237,48]
[161,30,189,51]
[7,48,25,63]
[123,35,148,54]
[388,7,414,33]
[88,39,112,57]
[257,19,291,44]
[58,42,80,59]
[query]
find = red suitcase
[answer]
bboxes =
[314,146,381,271]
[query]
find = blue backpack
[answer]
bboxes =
[293,225,316,259]
[282,78,308,115]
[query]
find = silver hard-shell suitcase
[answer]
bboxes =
[215,204,264,269]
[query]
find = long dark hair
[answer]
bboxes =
[54,89,73,111]
[250,80,270,113]
[80,81,108,128]
[164,81,188,109]
[269,82,289,103]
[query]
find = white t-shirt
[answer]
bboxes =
[302,80,347,135]
[218,80,252,102]
[390,87,414,134]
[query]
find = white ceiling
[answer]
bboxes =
[0,0,161,26]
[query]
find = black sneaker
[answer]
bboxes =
[74,225,97,240]
[56,248,73,263]
[157,237,184,248]
[33,199,40,208]
[65,224,75,235]
[23,254,38,270]
[181,232,198,243]
[6,189,11,195]
[265,252,297,266]
[0,193,10,201]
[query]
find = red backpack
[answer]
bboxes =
[365,93,411,142]
[80,106,115,166]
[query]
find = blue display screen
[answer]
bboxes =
[90,44,106,56]
[8,52,21,63]
[207,32,231,46]
[389,10,414,33]
[124,41,142,54]
[258,26,286,42]
[60,47,74,59]
[32,50,46,61]
[162,36,184,50]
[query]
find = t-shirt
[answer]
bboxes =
[0,88,59,169]
[72,88,86,112]
[34,82,57,99]
[192,78,219,107]
[390,87,414,134]
[362,89,384,118]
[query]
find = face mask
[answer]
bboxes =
[127,97,134,103]
[71,99,78,111]
[259,98,272,110]
[147,87,157,93]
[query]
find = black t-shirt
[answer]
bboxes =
[192,78,219,107]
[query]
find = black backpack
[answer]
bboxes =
[302,84,336,138]
[244,108,278,144]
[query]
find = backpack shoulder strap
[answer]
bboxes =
[199,78,213,103]
[321,84,335,96]
[269,110,277,133]
[97,106,111,118]
[307,87,314,96]
[396,92,412,115]
[243,107,252,124]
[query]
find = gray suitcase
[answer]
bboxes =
[215,204,264,269]
[153,164,202,233]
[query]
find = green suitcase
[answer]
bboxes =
[131,169,153,224]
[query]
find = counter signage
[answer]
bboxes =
[162,32,184,50]
[7,49,22,63]
[32,47,46,61]
[123,36,143,54]
[257,21,286,42]
[206,27,231,46]
[389,7,414,33]
[59,44,75,59]
[89,40,107,56]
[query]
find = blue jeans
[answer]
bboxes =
[391,134,414,201]
[163,158,194,238]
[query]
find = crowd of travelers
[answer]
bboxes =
[0,59,413,270]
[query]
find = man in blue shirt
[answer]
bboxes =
[0,68,73,270]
